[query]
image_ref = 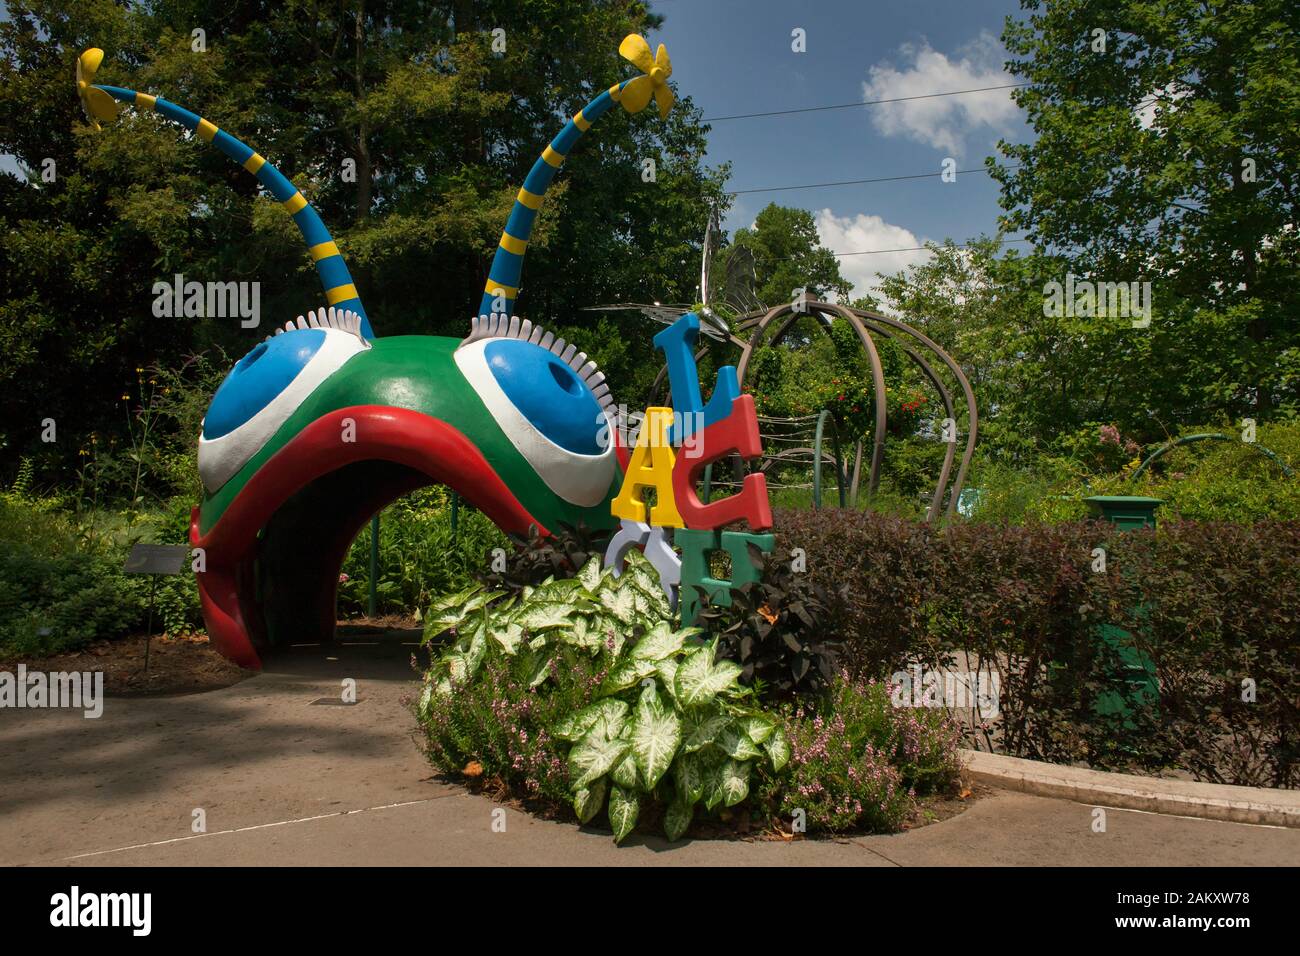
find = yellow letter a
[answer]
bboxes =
[611,407,683,527]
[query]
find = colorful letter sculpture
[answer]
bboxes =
[603,311,774,620]
[75,36,696,668]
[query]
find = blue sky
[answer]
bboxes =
[3,0,1034,299]
[648,0,1032,298]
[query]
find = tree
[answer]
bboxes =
[718,203,851,308]
[993,0,1300,420]
[0,0,727,489]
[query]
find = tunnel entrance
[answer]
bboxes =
[255,459,434,652]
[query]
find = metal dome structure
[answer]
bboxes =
[651,300,978,522]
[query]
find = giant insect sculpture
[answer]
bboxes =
[78,36,773,669]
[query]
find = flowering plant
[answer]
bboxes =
[757,673,962,832]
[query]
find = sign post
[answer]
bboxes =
[122,544,189,672]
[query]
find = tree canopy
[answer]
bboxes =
[0,0,728,478]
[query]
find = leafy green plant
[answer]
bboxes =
[695,544,842,701]
[338,486,506,616]
[417,551,789,843]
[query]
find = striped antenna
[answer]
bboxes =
[477,34,674,320]
[82,61,374,339]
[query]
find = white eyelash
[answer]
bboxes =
[459,313,615,414]
[266,307,370,346]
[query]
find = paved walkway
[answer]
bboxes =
[3,636,1297,867]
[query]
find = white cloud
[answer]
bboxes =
[863,31,1019,157]
[1134,81,1189,131]
[814,209,932,303]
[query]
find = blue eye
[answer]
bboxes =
[455,316,617,508]
[198,309,370,493]
[484,338,604,453]
[204,330,327,439]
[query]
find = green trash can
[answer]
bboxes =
[1084,494,1162,531]
[1084,496,1161,723]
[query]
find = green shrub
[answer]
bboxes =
[338,486,507,616]
[0,497,147,656]
[418,549,969,840]
[0,491,202,657]
[419,631,602,809]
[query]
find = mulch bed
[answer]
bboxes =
[8,633,255,697]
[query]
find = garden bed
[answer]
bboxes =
[415,540,968,844]
[6,632,254,696]
[434,757,984,841]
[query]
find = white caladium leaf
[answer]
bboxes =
[528,578,587,605]
[577,555,603,592]
[740,714,776,745]
[563,614,602,650]
[513,601,578,632]
[630,691,681,789]
[675,751,705,805]
[598,658,657,696]
[664,798,694,842]
[422,585,491,637]
[445,629,486,683]
[674,647,743,708]
[701,758,727,811]
[608,784,639,844]
[573,777,607,824]
[527,652,554,688]
[682,713,730,753]
[630,622,686,661]
[553,699,629,741]
[610,751,640,789]
[656,658,679,702]
[444,652,468,685]
[598,584,637,624]
[490,623,524,655]
[568,733,630,790]
[764,725,791,772]
[584,615,624,657]
[717,723,763,761]
[426,583,483,615]
[426,588,505,637]
[718,759,751,807]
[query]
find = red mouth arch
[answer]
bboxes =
[189,406,547,669]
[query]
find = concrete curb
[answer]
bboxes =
[961,749,1300,828]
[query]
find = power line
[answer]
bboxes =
[728,163,1021,195]
[759,237,1033,263]
[703,83,1030,123]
